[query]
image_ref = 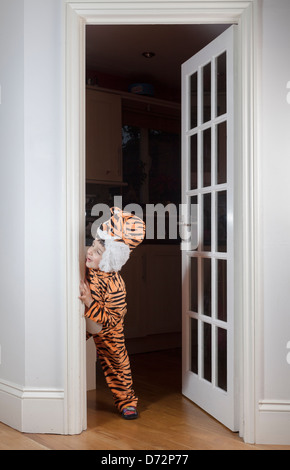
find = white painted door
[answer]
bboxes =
[181,26,239,431]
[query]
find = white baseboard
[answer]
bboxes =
[0,379,65,434]
[256,400,290,445]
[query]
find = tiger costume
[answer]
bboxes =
[84,207,145,418]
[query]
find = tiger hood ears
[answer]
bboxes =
[97,207,146,273]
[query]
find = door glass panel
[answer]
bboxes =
[202,258,211,317]
[202,128,211,187]
[216,51,227,117]
[203,193,211,251]
[202,62,211,123]
[203,322,212,382]
[190,72,198,129]
[217,191,227,252]
[190,257,198,313]
[190,195,198,251]
[190,133,198,189]
[217,121,227,184]
[217,327,227,391]
[190,317,198,374]
[217,259,227,321]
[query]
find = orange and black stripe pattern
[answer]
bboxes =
[85,268,137,412]
[99,207,145,251]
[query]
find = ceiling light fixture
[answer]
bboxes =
[142,52,155,58]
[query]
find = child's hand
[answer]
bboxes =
[79,280,94,308]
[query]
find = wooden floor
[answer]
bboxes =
[0,349,289,451]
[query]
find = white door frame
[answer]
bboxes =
[64,0,259,443]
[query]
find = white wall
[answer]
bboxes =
[256,0,290,444]
[23,0,65,390]
[0,0,25,386]
[0,0,66,432]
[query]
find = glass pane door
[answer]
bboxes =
[181,26,238,431]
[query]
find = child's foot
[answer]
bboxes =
[121,406,138,420]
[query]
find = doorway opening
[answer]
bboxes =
[65,0,256,442]
[84,23,232,418]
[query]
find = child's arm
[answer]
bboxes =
[84,277,127,329]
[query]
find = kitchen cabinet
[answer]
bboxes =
[86,88,122,182]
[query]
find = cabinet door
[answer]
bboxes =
[86,89,122,182]
[122,247,145,338]
[123,245,181,338]
[145,245,182,335]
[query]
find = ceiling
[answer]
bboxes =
[86,24,231,97]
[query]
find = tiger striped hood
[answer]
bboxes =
[97,207,146,252]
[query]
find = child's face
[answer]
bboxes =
[86,239,105,270]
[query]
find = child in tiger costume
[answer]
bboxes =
[79,207,145,420]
